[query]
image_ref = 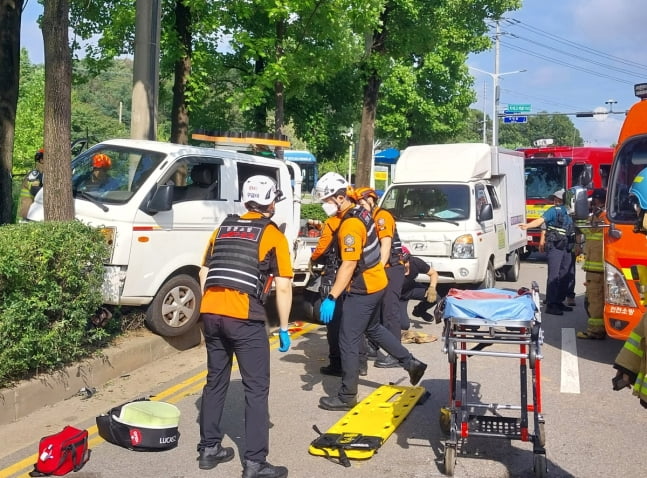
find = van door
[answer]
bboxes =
[478,182,506,268]
[124,156,233,300]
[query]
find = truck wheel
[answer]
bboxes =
[502,251,521,282]
[146,274,201,337]
[478,261,496,289]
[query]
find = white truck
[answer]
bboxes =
[379,143,526,288]
[27,139,315,336]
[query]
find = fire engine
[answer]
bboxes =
[518,145,613,257]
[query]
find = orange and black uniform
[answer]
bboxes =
[198,212,293,464]
[334,204,418,403]
[373,206,405,339]
[310,216,344,367]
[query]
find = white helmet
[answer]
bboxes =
[242,175,282,206]
[313,172,348,202]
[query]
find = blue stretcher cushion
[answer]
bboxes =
[442,288,537,321]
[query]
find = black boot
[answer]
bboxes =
[412,300,435,322]
[198,443,235,470]
[407,357,427,386]
[242,460,288,478]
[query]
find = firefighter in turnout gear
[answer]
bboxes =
[197,175,292,478]
[612,168,647,408]
[577,188,607,340]
[17,149,44,220]
[352,186,407,368]
[313,172,427,412]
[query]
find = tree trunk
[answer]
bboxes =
[42,0,74,221]
[0,0,23,224]
[170,0,191,144]
[356,73,380,187]
[274,19,286,159]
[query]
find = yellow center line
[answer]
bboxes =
[1,322,321,478]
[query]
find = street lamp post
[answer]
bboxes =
[469,65,526,147]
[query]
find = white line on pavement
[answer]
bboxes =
[561,327,580,393]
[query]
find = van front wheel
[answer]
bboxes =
[146,274,201,337]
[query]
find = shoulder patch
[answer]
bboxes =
[344,234,355,247]
[27,170,41,182]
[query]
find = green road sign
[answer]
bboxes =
[507,103,531,113]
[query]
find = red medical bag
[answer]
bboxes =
[30,426,90,476]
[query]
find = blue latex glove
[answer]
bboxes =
[278,328,291,352]
[319,298,336,324]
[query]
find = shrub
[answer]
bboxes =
[0,221,110,387]
[301,203,327,223]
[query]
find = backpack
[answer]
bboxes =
[546,206,574,250]
[30,426,90,476]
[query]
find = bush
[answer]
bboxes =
[0,221,111,387]
[301,203,327,223]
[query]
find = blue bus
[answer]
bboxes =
[284,150,318,194]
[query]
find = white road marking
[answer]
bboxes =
[561,327,580,393]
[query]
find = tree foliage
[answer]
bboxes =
[498,113,584,149]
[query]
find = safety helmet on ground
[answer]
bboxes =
[351,186,378,203]
[34,148,44,162]
[242,175,283,206]
[401,246,411,262]
[92,153,112,169]
[630,168,647,210]
[313,172,348,202]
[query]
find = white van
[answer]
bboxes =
[379,143,527,288]
[28,139,312,336]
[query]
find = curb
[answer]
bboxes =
[0,326,203,426]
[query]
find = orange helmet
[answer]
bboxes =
[92,153,112,169]
[34,149,44,162]
[351,186,378,202]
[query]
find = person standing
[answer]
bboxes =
[197,175,292,478]
[313,172,427,411]
[399,246,439,328]
[351,187,406,368]
[577,188,607,340]
[17,148,44,220]
[520,189,574,315]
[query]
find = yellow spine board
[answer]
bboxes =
[309,384,425,460]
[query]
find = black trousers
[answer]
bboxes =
[399,284,427,330]
[338,290,413,402]
[545,243,572,306]
[381,264,405,340]
[198,314,270,463]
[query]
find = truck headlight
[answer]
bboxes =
[452,234,474,259]
[605,263,637,307]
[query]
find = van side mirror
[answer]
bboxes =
[478,203,493,222]
[141,184,173,215]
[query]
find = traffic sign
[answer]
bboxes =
[503,115,528,123]
[507,103,531,113]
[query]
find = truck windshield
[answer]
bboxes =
[72,147,166,204]
[525,162,565,199]
[608,137,647,223]
[381,184,470,220]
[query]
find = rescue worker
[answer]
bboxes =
[612,168,647,408]
[17,148,44,220]
[351,186,406,368]
[400,246,439,328]
[577,188,607,340]
[520,189,575,315]
[84,153,113,191]
[313,172,427,411]
[197,175,292,478]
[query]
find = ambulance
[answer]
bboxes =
[519,145,613,257]
[596,83,647,339]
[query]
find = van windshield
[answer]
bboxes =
[72,147,166,204]
[381,184,470,220]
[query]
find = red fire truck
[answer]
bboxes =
[518,146,613,257]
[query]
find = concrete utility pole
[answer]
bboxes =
[131,0,162,140]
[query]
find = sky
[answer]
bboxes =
[20,1,647,147]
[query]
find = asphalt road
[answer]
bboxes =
[1,256,646,478]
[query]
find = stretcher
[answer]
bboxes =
[440,283,547,477]
[309,384,425,466]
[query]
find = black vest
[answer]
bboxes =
[205,215,274,297]
[341,206,381,280]
[374,207,403,266]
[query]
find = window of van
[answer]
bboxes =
[165,158,222,203]
[236,163,282,201]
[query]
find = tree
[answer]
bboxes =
[498,113,583,149]
[0,0,24,225]
[42,0,74,221]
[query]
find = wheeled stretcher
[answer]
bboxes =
[440,282,547,477]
